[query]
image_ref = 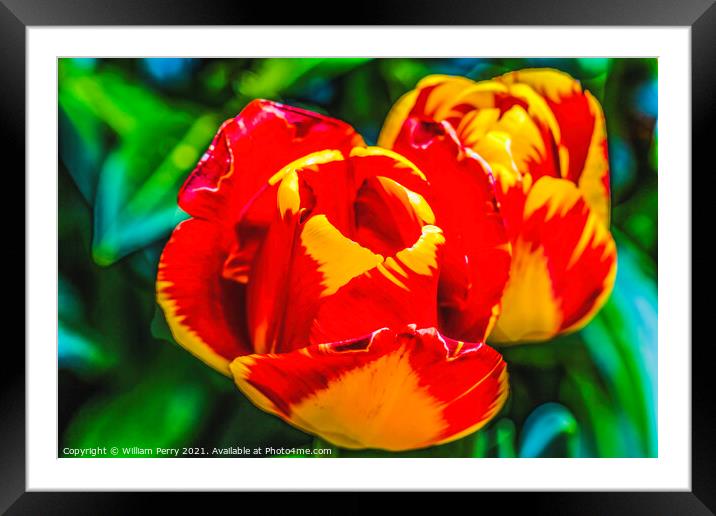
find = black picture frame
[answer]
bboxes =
[4,0,711,513]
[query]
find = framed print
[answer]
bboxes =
[6,0,711,512]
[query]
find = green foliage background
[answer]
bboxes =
[58,58,658,458]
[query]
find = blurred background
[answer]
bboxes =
[58,58,657,458]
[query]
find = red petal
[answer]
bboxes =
[231,326,508,451]
[226,144,430,285]
[379,75,476,148]
[498,69,611,224]
[380,75,562,183]
[310,224,444,345]
[491,177,617,342]
[245,150,444,354]
[178,99,363,224]
[393,118,511,342]
[156,219,251,375]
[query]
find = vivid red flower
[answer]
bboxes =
[157,100,508,450]
[232,326,507,451]
[388,119,511,343]
[380,69,617,343]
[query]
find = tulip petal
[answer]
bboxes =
[245,149,445,354]
[379,75,475,149]
[246,207,383,355]
[230,326,508,451]
[353,175,432,256]
[393,118,511,342]
[178,99,363,223]
[491,177,617,343]
[498,69,611,224]
[156,219,251,375]
[380,75,563,182]
[490,161,531,242]
[227,146,429,285]
[449,81,563,181]
[310,224,444,345]
[472,104,559,182]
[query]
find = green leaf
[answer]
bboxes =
[493,418,517,458]
[471,428,490,458]
[649,123,658,171]
[59,60,221,265]
[560,367,621,457]
[578,58,612,78]
[578,231,657,457]
[59,92,107,203]
[150,304,175,345]
[518,403,579,458]
[59,60,185,138]
[62,350,213,457]
[58,323,116,377]
[380,58,432,97]
[213,393,314,453]
[91,112,218,265]
[58,276,117,377]
[311,437,339,458]
[236,58,371,99]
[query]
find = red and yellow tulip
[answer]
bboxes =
[157,69,616,451]
[157,100,508,451]
[380,69,617,343]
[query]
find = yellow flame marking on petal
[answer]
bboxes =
[491,162,519,191]
[562,243,617,334]
[350,146,427,181]
[449,80,508,115]
[446,77,562,147]
[373,225,444,290]
[423,76,478,119]
[405,190,435,225]
[415,74,466,90]
[568,217,593,269]
[492,105,546,168]
[230,355,276,411]
[561,202,617,334]
[300,214,384,297]
[506,83,562,144]
[490,239,561,344]
[501,68,582,103]
[473,131,520,176]
[268,149,345,186]
[433,364,509,445]
[457,108,501,147]
[394,225,445,277]
[376,262,409,291]
[524,176,581,220]
[576,91,611,226]
[493,177,617,343]
[379,75,476,148]
[373,175,435,225]
[287,349,448,451]
[286,156,441,299]
[501,71,610,225]
[378,89,420,149]
[277,170,300,217]
[383,256,408,278]
[559,145,571,179]
[156,276,231,376]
